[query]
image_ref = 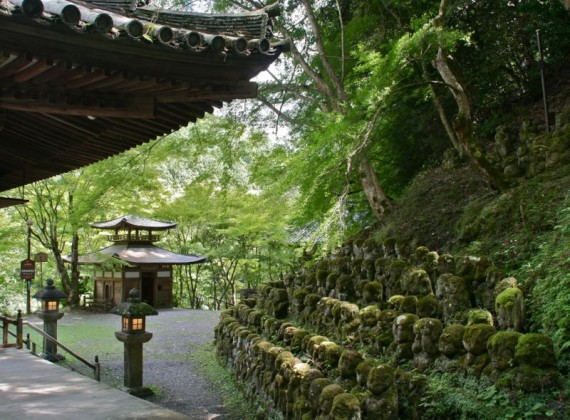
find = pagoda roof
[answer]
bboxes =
[0,0,286,192]
[91,215,176,230]
[70,242,206,265]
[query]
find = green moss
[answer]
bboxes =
[467,309,494,326]
[319,384,345,415]
[438,324,466,357]
[515,333,556,368]
[400,296,418,314]
[367,364,395,396]
[487,331,522,371]
[356,359,375,387]
[338,350,364,379]
[496,287,523,309]
[417,294,439,318]
[316,270,330,286]
[388,295,405,310]
[463,324,497,355]
[330,393,361,419]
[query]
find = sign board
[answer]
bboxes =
[20,258,35,280]
[34,252,48,263]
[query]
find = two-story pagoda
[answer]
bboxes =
[76,215,205,309]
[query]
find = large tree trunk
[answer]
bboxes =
[54,235,80,307]
[432,0,509,191]
[359,155,392,223]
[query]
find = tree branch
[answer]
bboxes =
[300,0,347,106]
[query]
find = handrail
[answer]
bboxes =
[1,310,100,382]
[0,310,23,349]
[24,321,101,381]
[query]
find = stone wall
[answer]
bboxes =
[215,239,560,419]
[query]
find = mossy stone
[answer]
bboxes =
[487,331,522,371]
[292,329,310,350]
[495,287,523,309]
[338,350,364,379]
[304,293,322,308]
[438,324,466,357]
[309,378,333,412]
[405,269,433,296]
[307,335,329,357]
[322,341,343,369]
[463,324,497,355]
[360,305,381,327]
[510,365,560,392]
[467,308,494,326]
[319,384,345,415]
[330,393,361,419]
[413,317,443,355]
[495,277,518,295]
[399,295,418,314]
[416,294,439,318]
[336,274,356,301]
[316,270,330,287]
[326,273,341,291]
[362,281,383,304]
[367,364,396,396]
[392,313,419,343]
[387,295,404,310]
[495,287,525,331]
[356,359,375,387]
[515,333,556,368]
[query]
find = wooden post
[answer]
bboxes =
[94,355,101,382]
[2,317,7,346]
[16,310,23,349]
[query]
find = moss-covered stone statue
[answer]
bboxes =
[495,287,525,332]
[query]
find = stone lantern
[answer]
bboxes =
[33,278,66,362]
[112,288,158,396]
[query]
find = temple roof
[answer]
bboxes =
[72,242,207,265]
[0,0,286,192]
[91,215,176,231]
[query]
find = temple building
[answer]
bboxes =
[72,215,205,309]
[0,0,286,200]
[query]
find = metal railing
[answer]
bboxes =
[0,310,100,381]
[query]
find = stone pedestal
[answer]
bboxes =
[36,311,64,362]
[115,330,153,397]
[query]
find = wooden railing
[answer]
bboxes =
[0,311,100,382]
[1,310,23,349]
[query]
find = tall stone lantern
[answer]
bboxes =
[112,288,158,397]
[33,279,66,362]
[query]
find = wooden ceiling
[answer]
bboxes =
[0,0,285,193]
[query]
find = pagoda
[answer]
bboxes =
[75,215,205,309]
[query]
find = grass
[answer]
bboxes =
[187,342,262,420]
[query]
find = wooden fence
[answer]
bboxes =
[0,311,100,381]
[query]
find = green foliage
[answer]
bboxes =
[515,191,570,369]
[421,372,561,419]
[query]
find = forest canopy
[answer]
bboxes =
[1,0,569,312]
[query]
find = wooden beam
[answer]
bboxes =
[0,98,155,118]
[12,58,57,83]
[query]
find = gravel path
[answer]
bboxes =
[49,308,229,419]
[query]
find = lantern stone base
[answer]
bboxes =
[36,310,64,363]
[123,385,155,398]
[40,352,65,363]
[115,331,153,395]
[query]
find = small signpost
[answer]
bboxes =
[35,252,48,282]
[20,258,35,314]
[20,258,35,280]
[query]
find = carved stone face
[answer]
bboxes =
[438,324,466,357]
[413,318,443,356]
[392,314,419,344]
